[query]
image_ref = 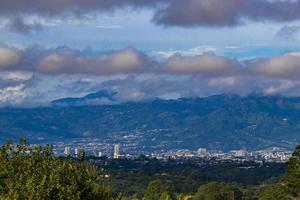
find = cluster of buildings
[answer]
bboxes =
[150,148,292,162]
[58,141,292,162]
[47,130,293,163]
[47,129,294,163]
[62,143,122,159]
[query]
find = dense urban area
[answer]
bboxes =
[52,137,292,163]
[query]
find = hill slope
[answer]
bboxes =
[1,94,300,151]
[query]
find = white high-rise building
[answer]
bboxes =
[74,148,78,156]
[64,147,71,156]
[114,144,120,159]
[197,148,208,157]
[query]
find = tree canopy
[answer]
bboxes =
[259,144,300,200]
[0,139,119,200]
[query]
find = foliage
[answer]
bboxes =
[100,158,284,197]
[142,180,176,200]
[3,139,300,200]
[285,144,300,198]
[258,184,289,200]
[192,182,243,200]
[259,144,300,200]
[0,139,119,200]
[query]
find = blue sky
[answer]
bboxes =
[1,9,299,54]
[1,1,300,106]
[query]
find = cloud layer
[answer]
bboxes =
[1,44,300,80]
[2,0,300,32]
[162,52,240,77]
[0,45,21,68]
[0,46,151,75]
[1,44,300,106]
[35,48,149,75]
[153,0,300,27]
[251,52,300,79]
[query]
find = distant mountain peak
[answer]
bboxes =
[51,90,118,107]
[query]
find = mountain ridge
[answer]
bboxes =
[51,90,118,106]
[1,94,300,151]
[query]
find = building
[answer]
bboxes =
[74,148,78,156]
[197,148,208,157]
[114,144,120,159]
[64,147,71,156]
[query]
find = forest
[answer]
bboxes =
[1,139,300,200]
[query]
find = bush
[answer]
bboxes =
[0,139,119,200]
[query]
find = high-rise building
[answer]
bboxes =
[114,144,120,159]
[74,148,78,156]
[64,147,71,156]
[197,148,208,157]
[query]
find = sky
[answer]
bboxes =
[2,0,300,106]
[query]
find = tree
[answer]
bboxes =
[143,180,176,200]
[0,139,119,200]
[258,184,289,200]
[78,149,86,162]
[193,182,242,200]
[259,144,300,200]
[285,144,300,198]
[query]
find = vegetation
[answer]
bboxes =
[2,139,300,200]
[4,95,300,151]
[259,144,300,200]
[0,139,120,200]
[142,180,176,200]
[100,157,284,197]
[193,182,243,200]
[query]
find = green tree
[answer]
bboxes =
[0,139,119,200]
[258,184,289,200]
[193,182,242,200]
[259,144,300,200]
[143,180,176,200]
[285,144,300,198]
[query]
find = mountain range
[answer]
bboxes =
[51,90,117,106]
[1,93,300,151]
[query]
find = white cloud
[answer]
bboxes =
[0,84,26,105]
[26,47,150,75]
[162,52,240,77]
[252,52,300,78]
[154,46,218,59]
[0,45,21,68]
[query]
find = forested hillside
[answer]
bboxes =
[1,139,300,200]
[2,95,300,151]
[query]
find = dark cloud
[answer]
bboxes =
[276,25,300,40]
[4,17,43,34]
[0,0,165,33]
[153,0,300,27]
[0,0,162,16]
[2,0,300,32]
